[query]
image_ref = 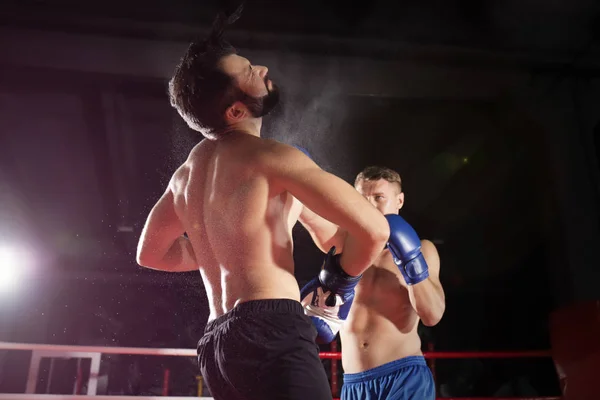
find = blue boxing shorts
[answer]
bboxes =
[341,356,435,400]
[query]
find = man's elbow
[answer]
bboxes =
[421,314,443,327]
[136,244,156,268]
[420,304,445,327]
[136,252,151,268]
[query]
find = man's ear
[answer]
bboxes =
[224,101,247,123]
[397,191,405,211]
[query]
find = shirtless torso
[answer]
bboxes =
[296,171,443,399]
[139,130,390,321]
[171,134,303,320]
[340,240,439,373]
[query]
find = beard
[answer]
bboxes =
[242,75,280,118]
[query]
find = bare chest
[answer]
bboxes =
[349,251,416,326]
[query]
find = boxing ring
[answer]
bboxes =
[0,341,561,400]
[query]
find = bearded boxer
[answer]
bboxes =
[300,166,445,400]
[136,8,389,400]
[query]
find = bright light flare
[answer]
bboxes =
[0,246,24,291]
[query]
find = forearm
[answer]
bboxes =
[310,227,348,254]
[409,279,445,326]
[139,236,198,272]
[281,166,389,272]
[300,210,382,277]
[338,231,385,277]
[299,206,348,253]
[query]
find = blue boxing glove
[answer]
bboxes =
[300,247,360,343]
[385,214,429,285]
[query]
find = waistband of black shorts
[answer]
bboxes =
[204,298,304,333]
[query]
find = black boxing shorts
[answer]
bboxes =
[197,299,333,400]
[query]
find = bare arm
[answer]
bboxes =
[136,186,198,272]
[265,143,389,276]
[408,240,445,326]
[298,206,347,254]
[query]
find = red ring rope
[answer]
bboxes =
[319,350,552,359]
[0,342,558,399]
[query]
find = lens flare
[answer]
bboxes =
[0,247,21,291]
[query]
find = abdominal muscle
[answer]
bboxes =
[340,260,423,374]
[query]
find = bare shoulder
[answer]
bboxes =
[420,239,438,255]
[254,139,313,172]
[256,138,301,159]
[187,139,213,162]
[167,163,190,195]
[168,142,208,193]
[420,239,440,271]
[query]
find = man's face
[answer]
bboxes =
[220,54,280,117]
[355,178,404,215]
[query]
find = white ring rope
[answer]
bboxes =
[0,341,205,398]
[0,396,211,400]
[0,342,196,357]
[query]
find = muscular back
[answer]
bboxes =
[172,133,303,321]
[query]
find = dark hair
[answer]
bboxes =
[355,165,403,192]
[168,6,244,139]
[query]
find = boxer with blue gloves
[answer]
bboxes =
[298,166,445,400]
[299,210,431,345]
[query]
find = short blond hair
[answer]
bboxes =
[355,165,402,192]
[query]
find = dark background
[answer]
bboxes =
[2,0,600,397]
